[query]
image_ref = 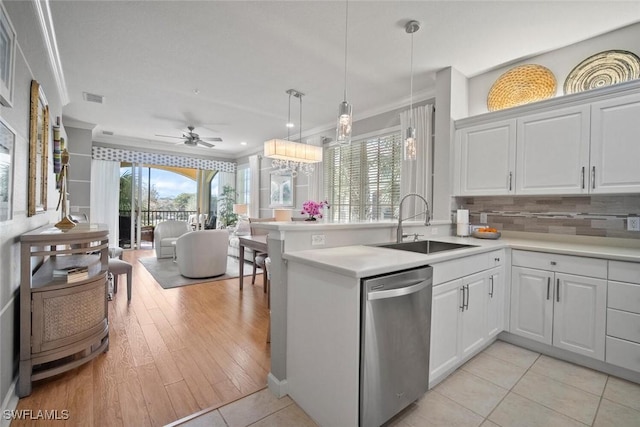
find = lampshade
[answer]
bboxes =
[263,139,323,163]
[233,204,248,215]
[273,209,292,222]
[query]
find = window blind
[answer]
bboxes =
[324,131,402,221]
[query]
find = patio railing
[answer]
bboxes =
[119,210,198,227]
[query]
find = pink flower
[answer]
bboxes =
[301,200,330,218]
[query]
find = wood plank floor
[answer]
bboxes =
[14,249,271,427]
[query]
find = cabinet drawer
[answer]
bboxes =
[512,250,607,278]
[608,281,640,314]
[606,336,640,373]
[609,261,640,284]
[607,309,640,343]
[433,252,490,285]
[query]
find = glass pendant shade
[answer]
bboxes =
[404,126,417,161]
[336,100,352,145]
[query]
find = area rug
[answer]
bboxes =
[139,256,262,289]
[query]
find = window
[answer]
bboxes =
[236,164,250,205]
[324,131,402,221]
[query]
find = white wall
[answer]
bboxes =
[0,2,65,419]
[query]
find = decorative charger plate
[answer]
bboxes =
[487,64,557,111]
[564,49,640,94]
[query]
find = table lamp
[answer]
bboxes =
[274,209,292,222]
[233,204,250,235]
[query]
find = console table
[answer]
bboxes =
[18,223,110,397]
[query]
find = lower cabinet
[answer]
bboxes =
[510,251,607,361]
[430,264,503,386]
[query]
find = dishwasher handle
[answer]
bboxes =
[367,279,430,301]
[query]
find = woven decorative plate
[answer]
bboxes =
[487,64,557,111]
[564,50,640,94]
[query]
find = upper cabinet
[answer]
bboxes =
[590,93,640,194]
[454,82,640,196]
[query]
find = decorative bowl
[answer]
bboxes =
[471,230,502,240]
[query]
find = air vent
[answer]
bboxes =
[83,92,104,104]
[102,130,114,136]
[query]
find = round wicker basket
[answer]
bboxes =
[487,64,557,112]
[564,50,640,95]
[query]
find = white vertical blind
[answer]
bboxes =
[249,155,260,218]
[324,131,402,221]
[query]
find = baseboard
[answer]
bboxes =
[1,379,18,427]
[267,373,288,398]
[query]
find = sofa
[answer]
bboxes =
[175,230,229,278]
[154,220,190,259]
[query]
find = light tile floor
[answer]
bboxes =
[176,340,640,427]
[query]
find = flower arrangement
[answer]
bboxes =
[301,200,330,221]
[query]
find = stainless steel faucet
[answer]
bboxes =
[397,193,431,243]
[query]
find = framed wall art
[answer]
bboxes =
[28,80,49,216]
[269,172,294,208]
[0,2,16,107]
[0,116,14,221]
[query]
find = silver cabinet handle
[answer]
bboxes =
[465,284,470,309]
[508,172,513,191]
[547,277,551,300]
[581,166,585,189]
[550,261,557,266]
[460,286,466,311]
[592,166,596,189]
[489,276,494,298]
[556,278,560,302]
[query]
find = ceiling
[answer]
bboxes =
[49,1,640,159]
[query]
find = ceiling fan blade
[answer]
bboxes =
[155,134,185,139]
[201,137,223,142]
[197,140,215,148]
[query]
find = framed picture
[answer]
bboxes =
[28,80,49,216]
[269,172,294,208]
[0,2,16,107]
[0,116,14,221]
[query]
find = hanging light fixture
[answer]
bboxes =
[264,89,322,177]
[404,20,420,161]
[336,0,352,145]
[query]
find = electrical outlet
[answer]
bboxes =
[628,217,640,231]
[431,227,439,235]
[480,212,488,223]
[311,234,326,245]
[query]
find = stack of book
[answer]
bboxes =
[53,267,89,283]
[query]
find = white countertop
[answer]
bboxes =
[283,232,640,278]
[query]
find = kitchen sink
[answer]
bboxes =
[375,240,477,254]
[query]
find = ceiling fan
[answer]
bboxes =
[156,126,222,148]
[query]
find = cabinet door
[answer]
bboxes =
[553,273,606,360]
[456,120,516,196]
[516,106,590,195]
[430,279,463,384]
[510,267,553,345]
[486,267,504,339]
[460,272,488,358]
[590,93,640,194]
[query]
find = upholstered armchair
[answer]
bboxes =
[175,230,229,278]
[154,220,190,259]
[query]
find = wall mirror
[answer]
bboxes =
[28,80,49,216]
[269,172,294,208]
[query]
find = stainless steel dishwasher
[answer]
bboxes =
[360,266,433,427]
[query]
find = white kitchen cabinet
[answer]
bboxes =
[430,253,505,386]
[510,251,607,360]
[455,119,516,196]
[515,106,590,195]
[590,93,640,194]
[486,266,505,339]
[606,261,640,373]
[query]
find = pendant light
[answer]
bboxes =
[336,0,352,145]
[404,20,420,161]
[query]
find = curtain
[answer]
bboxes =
[90,159,120,248]
[249,155,260,218]
[400,104,434,219]
[217,171,235,195]
[306,136,324,203]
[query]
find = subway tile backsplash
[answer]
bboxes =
[455,195,640,239]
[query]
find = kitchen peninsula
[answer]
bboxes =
[251,220,640,427]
